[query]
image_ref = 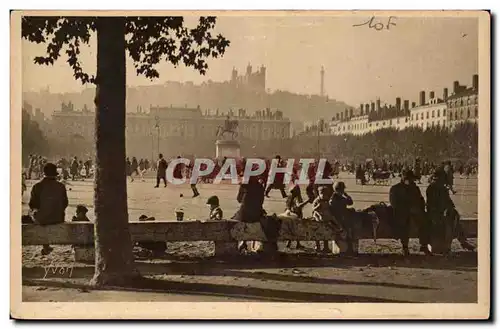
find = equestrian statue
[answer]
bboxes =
[216,116,239,140]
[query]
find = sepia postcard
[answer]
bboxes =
[11,10,490,319]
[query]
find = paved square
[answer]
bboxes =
[22,172,478,222]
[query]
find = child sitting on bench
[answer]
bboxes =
[70,205,93,260]
[207,195,223,221]
[312,185,345,253]
[284,185,310,249]
[71,204,90,222]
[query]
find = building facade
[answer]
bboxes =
[446,74,479,129]
[408,96,448,131]
[326,74,478,136]
[49,104,291,158]
[329,114,412,136]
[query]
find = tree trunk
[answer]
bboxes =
[91,17,140,286]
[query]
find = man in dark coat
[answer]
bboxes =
[389,169,428,256]
[29,163,69,255]
[413,157,422,183]
[355,164,367,185]
[265,155,287,199]
[187,161,200,198]
[233,176,266,252]
[125,157,132,181]
[443,161,456,194]
[234,176,265,223]
[84,158,92,176]
[70,156,79,181]
[426,170,475,253]
[305,161,317,201]
[330,181,357,254]
[130,157,139,182]
[154,153,168,188]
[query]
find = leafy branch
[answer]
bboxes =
[21,16,230,84]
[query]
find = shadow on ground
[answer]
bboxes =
[22,276,412,303]
[23,252,477,278]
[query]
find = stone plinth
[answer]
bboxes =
[216,139,240,158]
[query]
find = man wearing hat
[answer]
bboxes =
[265,155,288,199]
[426,169,475,253]
[330,181,357,254]
[389,169,427,256]
[154,153,168,188]
[29,162,69,255]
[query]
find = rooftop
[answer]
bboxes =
[446,88,478,100]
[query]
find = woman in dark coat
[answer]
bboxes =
[233,176,266,252]
[233,176,265,223]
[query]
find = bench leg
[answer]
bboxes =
[260,242,278,254]
[331,240,349,254]
[73,246,95,263]
[248,241,278,254]
[214,241,239,257]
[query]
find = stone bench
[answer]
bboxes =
[22,218,478,261]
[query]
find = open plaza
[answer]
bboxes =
[21,172,478,303]
[22,172,478,223]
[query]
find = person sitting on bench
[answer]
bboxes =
[207,195,223,221]
[284,185,310,249]
[29,163,69,255]
[71,204,90,222]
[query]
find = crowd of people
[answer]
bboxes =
[353,157,477,187]
[26,154,95,183]
[22,151,476,257]
[223,158,475,256]
[24,152,477,189]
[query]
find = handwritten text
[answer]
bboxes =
[353,16,397,31]
[43,262,74,279]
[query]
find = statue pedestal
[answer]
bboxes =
[216,139,240,158]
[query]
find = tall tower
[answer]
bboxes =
[320,66,325,97]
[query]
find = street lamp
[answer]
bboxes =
[155,116,160,156]
[150,131,154,165]
[317,119,324,160]
[343,137,348,161]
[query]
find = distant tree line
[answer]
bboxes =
[291,122,478,164]
[23,115,478,166]
[22,109,49,165]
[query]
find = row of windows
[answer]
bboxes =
[411,108,447,121]
[338,117,409,132]
[333,119,451,135]
[448,97,478,107]
[64,120,287,138]
[337,104,477,129]
[449,108,479,120]
[149,127,286,139]
[412,120,447,129]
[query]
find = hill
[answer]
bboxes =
[22,82,353,131]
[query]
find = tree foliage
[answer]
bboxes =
[22,15,230,286]
[292,122,478,164]
[21,108,48,165]
[22,16,230,83]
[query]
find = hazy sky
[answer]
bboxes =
[22,15,478,105]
